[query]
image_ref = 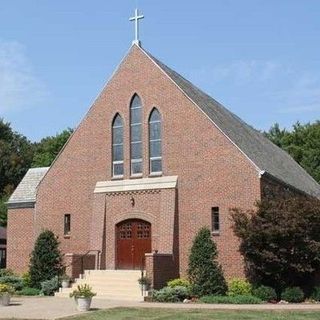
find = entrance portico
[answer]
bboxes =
[90,176,179,286]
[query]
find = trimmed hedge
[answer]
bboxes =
[281,287,304,303]
[40,276,60,296]
[0,276,24,291]
[252,285,277,302]
[152,286,190,302]
[200,294,262,304]
[311,287,320,301]
[16,287,41,296]
[167,278,190,288]
[227,278,252,296]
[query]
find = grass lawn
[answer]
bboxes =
[64,307,320,320]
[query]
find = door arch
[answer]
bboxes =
[116,219,151,270]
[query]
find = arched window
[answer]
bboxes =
[112,114,124,177]
[130,95,143,175]
[149,108,162,174]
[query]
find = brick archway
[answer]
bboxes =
[116,219,151,270]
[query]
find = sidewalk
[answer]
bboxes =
[1,296,320,320]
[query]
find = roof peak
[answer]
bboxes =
[138,48,320,198]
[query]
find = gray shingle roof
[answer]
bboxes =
[7,167,49,207]
[144,49,320,198]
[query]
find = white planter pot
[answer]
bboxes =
[62,280,70,288]
[0,293,10,306]
[76,297,92,312]
[142,284,149,292]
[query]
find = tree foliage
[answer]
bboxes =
[29,230,63,289]
[0,119,34,226]
[32,128,73,167]
[188,227,227,296]
[265,121,320,183]
[231,196,320,292]
[0,119,72,226]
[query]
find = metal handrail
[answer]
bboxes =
[64,249,101,277]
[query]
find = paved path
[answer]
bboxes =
[1,296,320,319]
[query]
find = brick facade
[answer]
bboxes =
[8,45,267,284]
[7,208,34,273]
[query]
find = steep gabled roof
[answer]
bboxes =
[7,167,49,208]
[142,47,320,198]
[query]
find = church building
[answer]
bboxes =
[6,12,320,293]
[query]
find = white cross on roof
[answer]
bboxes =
[129,8,144,46]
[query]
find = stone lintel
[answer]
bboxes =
[94,176,178,194]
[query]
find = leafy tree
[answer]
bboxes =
[0,119,34,226]
[188,227,227,296]
[231,196,320,293]
[29,230,63,289]
[0,195,9,226]
[265,121,320,183]
[32,128,73,167]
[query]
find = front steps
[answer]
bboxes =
[55,270,144,301]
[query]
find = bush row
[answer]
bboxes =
[152,277,320,304]
[0,269,60,296]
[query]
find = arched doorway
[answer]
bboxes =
[116,219,151,270]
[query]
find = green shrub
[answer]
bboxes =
[231,197,320,293]
[0,276,23,291]
[227,278,252,296]
[152,286,190,302]
[69,284,96,299]
[188,227,227,297]
[281,287,304,303]
[29,230,63,289]
[252,285,277,302]
[16,287,40,296]
[40,276,60,296]
[167,278,190,288]
[22,272,32,288]
[310,287,320,301]
[200,295,262,304]
[0,269,15,277]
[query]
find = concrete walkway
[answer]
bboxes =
[1,296,320,319]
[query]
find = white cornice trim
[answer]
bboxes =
[94,176,178,194]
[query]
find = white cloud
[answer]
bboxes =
[189,60,320,116]
[0,40,48,114]
[190,60,287,85]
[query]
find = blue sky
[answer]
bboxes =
[0,0,319,141]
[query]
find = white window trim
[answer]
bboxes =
[113,160,124,178]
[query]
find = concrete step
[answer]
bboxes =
[56,269,144,301]
[55,292,144,301]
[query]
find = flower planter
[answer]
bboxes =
[0,293,11,306]
[142,284,149,292]
[76,297,92,312]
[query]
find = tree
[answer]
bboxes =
[231,196,320,293]
[188,227,227,296]
[265,121,320,184]
[32,128,73,167]
[29,230,63,289]
[0,119,34,226]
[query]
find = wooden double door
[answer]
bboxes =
[116,219,151,270]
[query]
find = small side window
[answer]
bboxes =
[211,207,220,234]
[64,214,71,235]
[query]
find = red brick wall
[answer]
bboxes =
[145,253,179,289]
[7,208,34,274]
[9,45,261,278]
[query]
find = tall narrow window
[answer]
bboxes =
[130,95,142,175]
[211,207,220,233]
[112,114,124,177]
[149,108,162,174]
[64,214,71,235]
